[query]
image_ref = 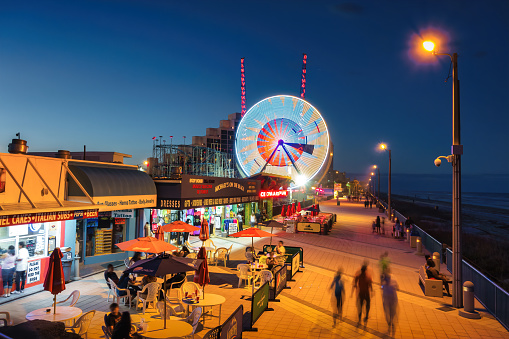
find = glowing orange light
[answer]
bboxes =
[373,165,377,169]
[423,41,435,52]
[379,143,387,150]
[371,172,375,176]
[143,161,148,166]
[408,27,449,64]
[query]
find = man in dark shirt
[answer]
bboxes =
[104,264,119,289]
[105,303,121,333]
[352,264,373,325]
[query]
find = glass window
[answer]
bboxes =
[112,218,126,253]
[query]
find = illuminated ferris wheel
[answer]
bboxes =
[235,95,330,187]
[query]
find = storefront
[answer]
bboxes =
[154,175,260,237]
[0,151,156,295]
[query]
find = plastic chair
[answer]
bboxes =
[0,312,12,327]
[245,251,255,264]
[65,310,96,339]
[108,278,132,308]
[156,300,186,319]
[124,258,130,268]
[255,270,273,287]
[187,252,197,259]
[184,307,202,339]
[181,282,202,298]
[137,282,161,314]
[54,290,80,307]
[213,248,228,267]
[185,241,196,252]
[102,326,111,339]
[167,275,186,300]
[226,244,233,261]
[203,239,216,251]
[236,264,254,288]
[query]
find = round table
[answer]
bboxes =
[140,320,192,339]
[26,306,82,324]
[182,293,226,326]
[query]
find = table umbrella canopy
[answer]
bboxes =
[161,221,200,233]
[116,237,178,253]
[230,227,276,238]
[125,253,203,277]
[260,220,286,229]
[193,247,210,288]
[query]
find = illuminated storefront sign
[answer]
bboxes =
[259,190,288,198]
[0,209,99,227]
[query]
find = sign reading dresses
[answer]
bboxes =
[27,260,41,284]
[0,209,98,227]
[156,174,261,209]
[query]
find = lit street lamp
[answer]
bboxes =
[378,144,392,220]
[422,40,463,308]
[373,165,380,199]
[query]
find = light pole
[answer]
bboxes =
[423,40,463,308]
[378,144,391,220]
[373,165,380,199]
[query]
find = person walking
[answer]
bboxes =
[352,264,373,326]
[376,216,381,234]
[12,242,29,294]
[379,251,391,284]
[1,246,16,297]
[382,274,399,335]
[330,269,345,326]
[237,213,243,232]
[369,200,373,209]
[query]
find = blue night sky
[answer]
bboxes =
[1,1,508,181]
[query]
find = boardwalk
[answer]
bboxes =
[0,199,507,338]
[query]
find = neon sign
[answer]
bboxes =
[259,190,288,198]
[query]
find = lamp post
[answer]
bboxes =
[423,40,463,308]
[373,165,380,199]
[378,144,391,220]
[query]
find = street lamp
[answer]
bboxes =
[423,40,463,308]
[378,143,392,220]
[373,165,380,199]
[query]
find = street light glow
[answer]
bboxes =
[371,172,375,176]
[143,160,148,166]
[423,40,435,52]
[379,143,387,151]
[373,165,377,169]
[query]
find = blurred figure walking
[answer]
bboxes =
[379,251,391,284]
[352,264,373,326]
[330,269,345,326]
[382,274,399,335]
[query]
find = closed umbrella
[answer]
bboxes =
[280,205,285,217]
[125,254,203,329]
[43,248,66,314]
[116,236,178,253]
[297,202,302,213]
[193,247,210,297]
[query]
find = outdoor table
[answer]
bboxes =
[137,319,192,339]
[191,246,215,252]
[181,293,226,326]
[131,313,184,323]
[26,306,82,325]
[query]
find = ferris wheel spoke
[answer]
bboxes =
[281,144,301,175]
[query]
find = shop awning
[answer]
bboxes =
[67,163,156,211]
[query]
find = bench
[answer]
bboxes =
[418,266,443,297]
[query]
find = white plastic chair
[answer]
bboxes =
[181,282,202,298]
[184,307,202,339]
[108,278,132,308]
[124,258,130,268]
[54,290,80,307]
[255,270,273,287]
[226,244,233,261]
[213,248,228,267]
[203,239,216,251]
[65,310,96,339]
[187,252,197,259]
[137,282,161,314]
[236,264,254,288]
[0,312,12,327]
[167,275,186,300]
[156,300,186,319]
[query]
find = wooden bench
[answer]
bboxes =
[419,266,443,297]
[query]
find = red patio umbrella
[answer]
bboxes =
[44,248,66,314]
[193,247,210,296]
[297,202,302,213]
[280,205,285,217]
[199,219,209,241]
[116,236,178,253]
[292,202,296,214]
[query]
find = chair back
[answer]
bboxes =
[189,307,203,334]
[237,264,250,278]
[275,256,286,266]
[124,258,130,268]
[187,252,197,259]
[108,278,118,293]
[156,301,178,318]
[260,270,273,285]
[75,310,96,336]
[144,282,161,302]
[245,251,255,263]
[226,244,233,256]
[203,239,215,248]
[181,282,201,297]
[102,326,111,339]
[259,256,267,266]
[69,290,80,307]
[215,248,228,260]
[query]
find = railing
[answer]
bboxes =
[446,248,509,330]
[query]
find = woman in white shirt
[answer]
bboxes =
[1,246,16,297]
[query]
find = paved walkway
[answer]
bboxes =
[0,200,507,338]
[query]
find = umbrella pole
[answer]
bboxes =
[164,274,167,329]
[53,294,56,314]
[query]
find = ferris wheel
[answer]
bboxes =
[235,95,330,187]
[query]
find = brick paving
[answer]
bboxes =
[0,199,507,338]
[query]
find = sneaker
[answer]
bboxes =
[11,291,19,294]
[2,295,7,298]
[7,294,10,297]
[20,290,24,293]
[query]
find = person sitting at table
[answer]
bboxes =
[128,252,142,267]
[276,241,286,256]
[181,246,191,257]
[112,311,141,339]
[245,247,257,263]
[137,275,157,299]
[105,264,119,289]
[106,303,122,334]
[117,271,137,306]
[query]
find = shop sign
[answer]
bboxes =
[181,175,260,199]
[182,196,258,209]
[259,190,287,198]
[94,196,156,210]
[111,209,134,218]
[334,183,342,192]
[251,281,269,326]
[159,199,181,209]
[296,222,321,233]
[219,305,243,339]
[0,209,98,227]
[27,260,41,284]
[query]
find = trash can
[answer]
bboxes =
[61,248,73,282]
[336,199,340,206]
